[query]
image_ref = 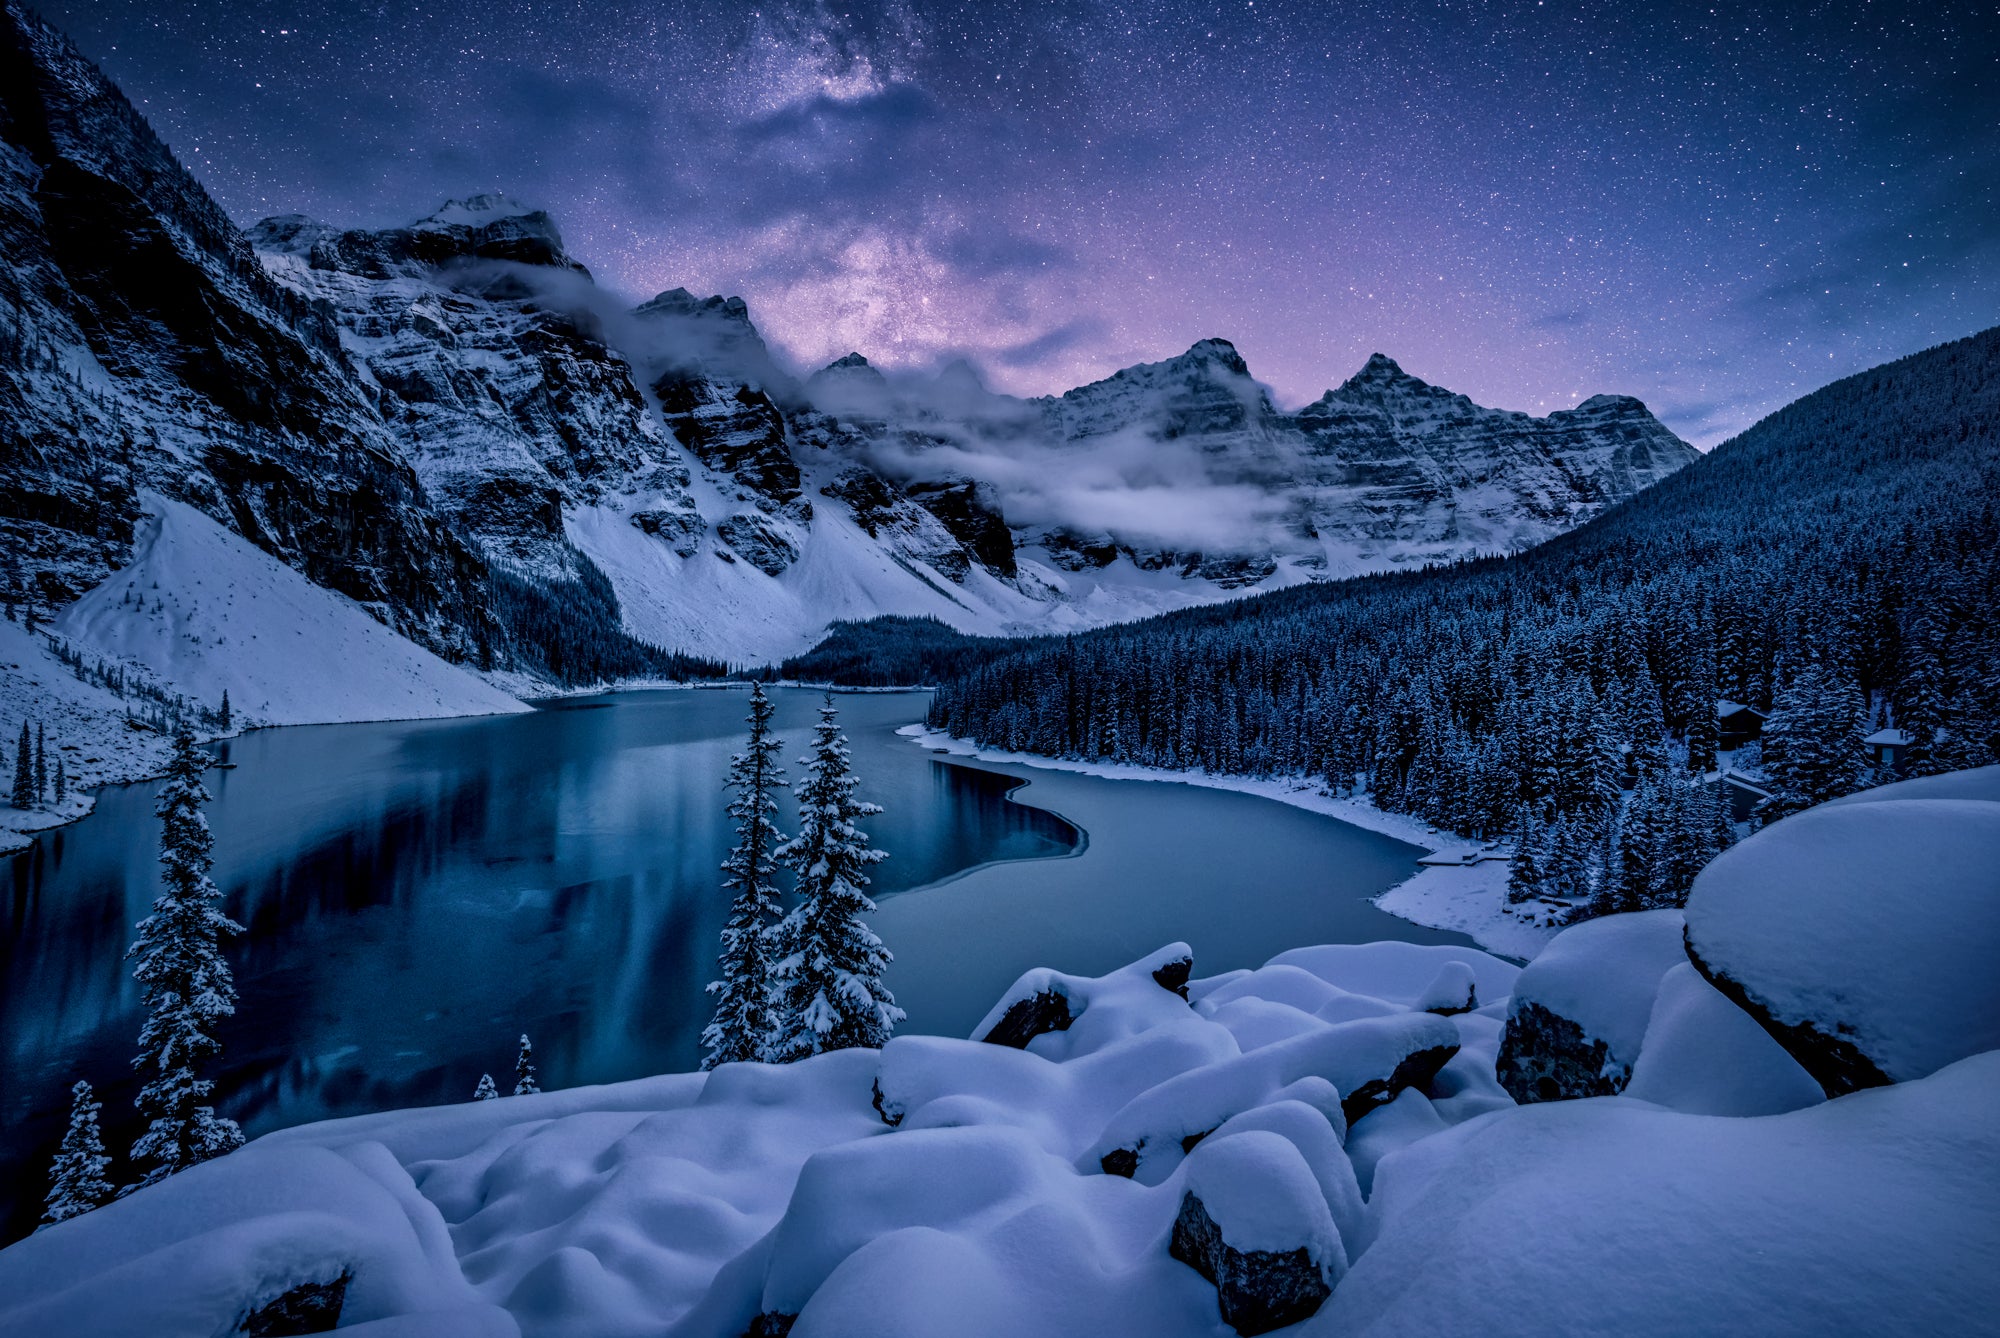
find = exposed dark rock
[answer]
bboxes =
[654,372,800,504]
[631,507,705,557]
[1683,929,1891,1098]
[1182,553,1279,588]
[742,1312,795,1338]
[238,1271,350,1336]
[978,987,1074,1049]
[1340,1043,1459,1124]
[1040,528,1119,571]
[1170,1191,1331,1336]
[1099,1146,1140,1178]
[1495,1000,1630,1104]
[1151,955,1194,999]
[715,512,799,576]
[905,479,1016,578]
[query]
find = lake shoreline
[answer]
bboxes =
[896,726,1559,962]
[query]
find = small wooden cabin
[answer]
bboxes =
[1863,727,1913,773]
[1716,700,1766,751]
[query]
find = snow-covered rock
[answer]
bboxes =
[1171,1132,1342,1335]
[1494,909,1687,1103]
[1329,1051,2000,1338]
[1,938,1534,1336]
[1683,770,2000,1094]
[1623,964,1825,1117]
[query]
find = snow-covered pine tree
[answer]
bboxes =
[14,721,35,807]
[34,721,47,803]
[128,726,244,1187]
[1762,662,1867,820]
[40,1080,114,1228]
[512,1034,539,1095]
[767,697,904,1061]
[473,1073,499,1101]
[54,755,66,805]
[219,690,232,732]
[702,683,788,1070]
[1506,810,1545,905]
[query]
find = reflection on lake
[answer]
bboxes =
[0,688,1070,1237]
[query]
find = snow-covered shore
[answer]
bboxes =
[899,726,1560,961]
[2,496,529,853]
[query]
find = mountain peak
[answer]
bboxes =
[635,288,754,328]
[1181,338,1250,376]
[824,352,873,371]
[420,194,545,227]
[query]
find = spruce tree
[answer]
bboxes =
[40,1080,114,1228]
[54,756,66,805]
[473,1073,499,1101]
[768,697,903,1060]
[1506,811,1545,905]
[14,721,35,807]
[512,1034,539,1095]
[128,726,244,1186]
[702,683,788,1069]
[219,690,232,732]
[34,721,47,803]
[1762,663,1867,819]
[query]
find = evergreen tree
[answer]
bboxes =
[768,697,903,1060]
[1506,811,1545,905]
[128,726,244,1187]
[1762,663,1867,819]
[703,684,788,1069]
[473,1073,499,1101]
[54,755,66,805]
[219,690,232,732]
[34,721,47,803]
[40,1080,114,1229]
[15,722,36,807]
[512,1034,539,1095]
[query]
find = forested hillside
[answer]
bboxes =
[930,326,2000,918]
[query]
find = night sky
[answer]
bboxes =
[39,0,2000,444]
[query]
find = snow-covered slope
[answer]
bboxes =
[56,496,526,726]
[5,909,1995,1337]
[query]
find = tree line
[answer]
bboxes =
[928,326,2000,918]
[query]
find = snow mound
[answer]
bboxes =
[3,939,1539,1335]
[1327,1052,2000,1338]
[1494,909,1686,1102]
[57,495,527,727]
[1623,964,1825,1117]
[1684,782,2000,1092]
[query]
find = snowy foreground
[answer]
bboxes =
[4,769,1997,1336]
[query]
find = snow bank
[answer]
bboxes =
[1684,776,2000,1091]
[14,919,1992,1338]
[1493,910,1686,1102]
[1623,964,1825,1117]
[1326,1052,2000,1337]
[58,495,527,727]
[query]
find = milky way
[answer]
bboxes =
[41,0,2000,443]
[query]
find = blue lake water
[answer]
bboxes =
[0,686,1467,1239]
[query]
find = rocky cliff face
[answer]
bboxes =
[0,1,490,658]
[0,0,1700,671]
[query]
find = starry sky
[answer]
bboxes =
[40,0,2000,444]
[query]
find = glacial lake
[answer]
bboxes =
[0,686,1467,1238]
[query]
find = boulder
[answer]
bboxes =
[239,1272,349,1336]
[1623,964,1824,1117]
[1495,909,1686,1103]
[1682,772,2000,1096]
[1170,1133,1340,1335]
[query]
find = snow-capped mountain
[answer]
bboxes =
[0,0,1697,679]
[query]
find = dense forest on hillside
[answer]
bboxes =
[773,617,1019,686]
[929,326,2000,919]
